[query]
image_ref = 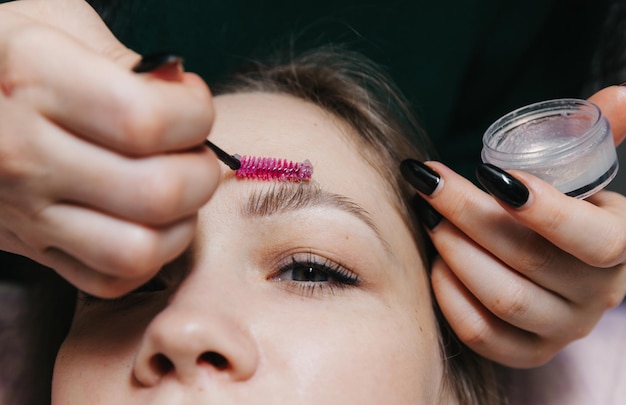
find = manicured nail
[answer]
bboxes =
[132,52,183,73]
[476,164,529,208]
[400,159,441,196]
[412,195,442,230]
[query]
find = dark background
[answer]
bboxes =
[102,0,623,190]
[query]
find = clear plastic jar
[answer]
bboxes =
[481,98,619,198]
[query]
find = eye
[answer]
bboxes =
[271,253,360,296]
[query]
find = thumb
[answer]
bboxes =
[587,85,626,147]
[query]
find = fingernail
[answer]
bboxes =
[476,164,529,208]
[400,159,441,196]
[412,195,442,230]
[132,52,183,73]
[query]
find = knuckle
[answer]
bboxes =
[537,206,568,235]
[0,135,29,183]
[513,231,566,278]
[551,315,594,343]
[572,323,595,340]
[452,316,491,349]
[88,279,138,300]
[524,343,558,368]
[516,243,553,276]
[599,286,626,310]
[444,192,484,221]
[0,125,47,191]
[188,77,213,107]
[491,284,532,321]
[0,25,42,84]
[592,228,626,267]
[137,168,186,221]
[114,97,168,154]
[107,228,162,278]
[503,337,562,368]
[110,77,213,155]
[1,26,76,94]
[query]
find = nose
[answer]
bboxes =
[133,301,259,386]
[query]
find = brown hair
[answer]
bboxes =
[216,46,501,404]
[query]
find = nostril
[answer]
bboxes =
[199,351,229,370]
[150,353,174,376]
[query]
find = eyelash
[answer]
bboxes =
[78,253,360,304]
[270,252,360,297]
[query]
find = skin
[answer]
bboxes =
[0,0,219,297]
[423,86,626,367]
[1,0,624,370]
[51,93,452,404]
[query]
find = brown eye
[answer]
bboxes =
[291,265,330,282]
[276,255,359,286]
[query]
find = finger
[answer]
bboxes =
[487,166,626,270]
[498,170,626,307]
[1,227,155,298]
[38,121,220,225]
[40,247,155,299]
[408,162,623,306]
[587,85,626,146]
[33,203,197,281]
[405,161,543,275]
[4,0,138,68]
[4,27,214,155]
[428,219,582,339]
[406,161,626,305]
[431,256,554,368]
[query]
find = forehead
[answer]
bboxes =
[209,92,391,215]
[207,93,424,271]
[211,92,355,162]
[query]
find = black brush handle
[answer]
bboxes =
[204,140,241,170]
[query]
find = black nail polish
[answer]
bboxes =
[412,195,442,230]
[400,159,441,196]
[132,52,183,73]
[476,164,529,208]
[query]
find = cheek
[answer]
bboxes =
[259,298,442,403]
[52,304,158,401]
[53,339,134,401]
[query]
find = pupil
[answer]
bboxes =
[293,266,328,282]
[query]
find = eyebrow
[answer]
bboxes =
[242,181,390,251]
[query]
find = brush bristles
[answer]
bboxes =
[235,155,313,182]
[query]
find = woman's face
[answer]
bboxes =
[52,93,448,404]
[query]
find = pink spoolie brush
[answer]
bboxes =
[205,140,313,182]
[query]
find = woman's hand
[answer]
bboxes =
[0,0,220,298]
[402,85,626,368]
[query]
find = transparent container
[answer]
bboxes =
[481,98,619,199]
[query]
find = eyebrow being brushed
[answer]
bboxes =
[242,182,391,252]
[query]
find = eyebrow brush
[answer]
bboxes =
[131,55,312,182]
[204,139,313,182]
